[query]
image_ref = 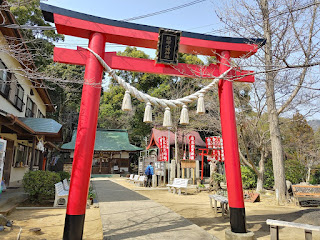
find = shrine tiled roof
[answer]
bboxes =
[61,129,142,152]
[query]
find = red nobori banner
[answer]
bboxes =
[206,136,223,149]
[206,136,225,162]
[189,135,196,160]
[158,136,169,161]
[206,137,213,149]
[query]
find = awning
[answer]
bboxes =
[19,117,62,134]
[61,129,142,152]
[0,111,62,142]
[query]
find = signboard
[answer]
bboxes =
[156,28,181,65]
[158,136,169,161]
[181,160,196,169]
[189,136,196,160]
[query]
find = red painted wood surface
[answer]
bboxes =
[218,51,245,209]
[66,33,105,215]
[52,13,259,58]
[54,47,254,82]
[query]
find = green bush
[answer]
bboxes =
[58,171,70,181]
[310,171,320,184]
[241,166,257,189]
[88,186,96,199]
[23,170,61,202]
[213,172,226,183]
[264,159,274,189]
[285,159,305,184]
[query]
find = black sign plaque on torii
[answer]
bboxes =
[156,28,181,65]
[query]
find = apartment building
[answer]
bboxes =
[0,3,62,186]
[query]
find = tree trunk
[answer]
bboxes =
[307,167,311,183]
[256,149,265,192]
[261,0,287,204]
[209,161,219,191]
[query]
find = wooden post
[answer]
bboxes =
[63,32,105,240]
[192,168,195,185]
[29,136,36,171]
[305,230,312,240]
[214,200,217,215]
[219,51,246,233]
[270,226,279,240]
[196,160,200,183]
[182,168,185,179]
[175,132,178,164]
[186,168,190,178]
[201,151,204,180]
[171,160,176,182]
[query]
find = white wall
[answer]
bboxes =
[9,167,28,186]
[0,32,46,117]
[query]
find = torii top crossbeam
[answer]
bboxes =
[41,3,264,82]
[41,3,264,58]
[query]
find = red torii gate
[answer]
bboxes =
[40,3,264,239]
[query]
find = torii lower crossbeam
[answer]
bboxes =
[54,47,255,82]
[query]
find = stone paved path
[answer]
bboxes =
[92,178,217,240]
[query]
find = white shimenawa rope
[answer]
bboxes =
[86,47,233,108]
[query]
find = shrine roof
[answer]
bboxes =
[61,129,142,152]
[40,3,265,58]
[147,128,206,150]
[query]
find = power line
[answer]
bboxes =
[122,0,207,21]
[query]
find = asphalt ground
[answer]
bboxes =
[92,178,217,240]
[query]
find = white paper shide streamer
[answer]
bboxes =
[121,90,132,111]
[197,93,205,114]
[163,107,172,127]
[180,105,189,125]
[143,102,152,123]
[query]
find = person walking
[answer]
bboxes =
[145,162,154,187]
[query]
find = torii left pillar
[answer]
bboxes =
[63,32,105,240]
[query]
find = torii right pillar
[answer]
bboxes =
[219,51,246,233]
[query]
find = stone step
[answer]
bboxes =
[0,191,28,210]
[0,201,20,216]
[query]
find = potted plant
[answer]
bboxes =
[197,183,206,192]
[87,186,96,205]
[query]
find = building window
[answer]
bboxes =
[14,144,29,167]
[34,150,40,166]
[15,84,24,111]
[0,60,12,98]
[25,97,37,117]
[38,110,44,118]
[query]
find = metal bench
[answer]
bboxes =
[168,178,189,195]
[54,182,69,207]
[292,185,320,206]
[167,178,181,192]
[134,175,146,187]
[130,175,139,184]
[63,178,70,191]
[126,174,134,182]
[209,194,229,216]
[266,219,320,240]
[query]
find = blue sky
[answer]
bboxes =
[42,1,320,120]
[44,0,225,56]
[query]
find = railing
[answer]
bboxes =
[266,219,320,240]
